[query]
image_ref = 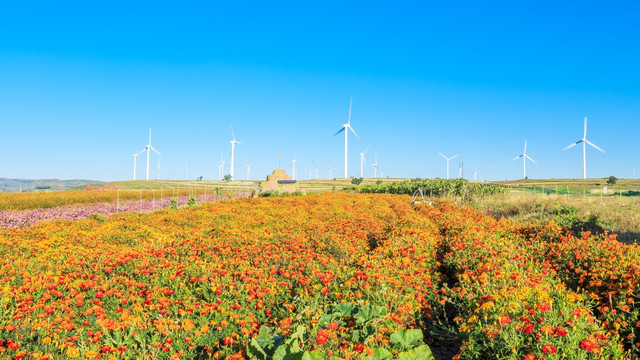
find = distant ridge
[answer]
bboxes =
[0,178,103,192]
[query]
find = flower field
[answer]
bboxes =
[0,193,637,359]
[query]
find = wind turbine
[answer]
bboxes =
[243,162,251,180]
[334,97,360,178]
[438,152,459,180]
[292,155,300,180]
[139,128,161,181]
[355,145,372,178]
[563,117,605,179]
[328,161,332,179]
[372,153,379,178]
[229,125,243,180]
[132,152,142,181]
[512,140,537,179]
[156,160,161,180]
[313,161,319,179]
[217,152,225,180]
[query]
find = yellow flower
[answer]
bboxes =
[84,350,99,359]
[66,347,80,358]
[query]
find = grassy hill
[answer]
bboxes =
[0,178,102,193]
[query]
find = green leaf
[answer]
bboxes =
[273,345,304,360]
[333,302,356,317]
[390,329,424,349]
[355,304,374,325]
[372,348,393,360]
[397,345,434,360]
[247,338,268,360]
[301,350,325,360]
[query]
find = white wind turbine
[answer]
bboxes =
[156,160,162,180]
[313,161,319,179]
[439,152,459,180]
[372,153,379,178]
[334,97,360,178]
[217,152,225,180]
[356,145,371,178]
[243,162,251,180]
[564,117,605,179]
[292,155,300,180]
[139,128,161,181]
[132,151,142,181]
[512,140,537,179]
[229,125,243,180]
[328,161,332,179]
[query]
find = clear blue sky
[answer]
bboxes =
[1,1,639,181]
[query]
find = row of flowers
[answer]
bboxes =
[0,193,635,359]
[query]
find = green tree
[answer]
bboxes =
[607,176,617,185]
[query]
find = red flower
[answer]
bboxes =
[522,323,535,334]
[580,339,596,352]
[542,344,556,354]
[315,335,327,345]
[498,315,511,325]
[555,327,568,337]
[328,322,339,331]
[524,355,537,360]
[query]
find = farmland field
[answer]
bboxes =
[1,193,639,359]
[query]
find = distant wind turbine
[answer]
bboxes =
[217,152,225,180]
[439,152,459,180]
[133,152,142,181]
[243,162,251,180]
[139,128,161,181]
[334,97,360,178]
[563,117,604,179]
[292,155,299,180]
[229,124,243,180]
[372,153,379,178]
[328,161,332,179]
[313,161,319,179]
[356,145,371,178]
[156,160,161,180]
[512,140,537,179]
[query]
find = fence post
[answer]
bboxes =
[566,185,569,199]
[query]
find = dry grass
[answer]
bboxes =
[473,193,640,244]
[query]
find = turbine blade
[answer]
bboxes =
[334,127,345,136]
[584,117,587,139]
[525,154,537,164]
[363,144,372,154]
[349,126,360,141]
[524,140,527,153]
[139,148,147,154]
[451,154,459,160]
[511,155,522,161]
[585,139,605,153]
[438,152,446,159]
[347,97,353,125]
[230,124,236,141]
[563,141,580,151]
[150,146,161,156]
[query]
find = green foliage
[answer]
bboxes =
[357,179,506,202]
[170,198,178,210]
[351,177,364,185]
[223,174,232,181]
[187,195,197,207]
[607,176,617,185]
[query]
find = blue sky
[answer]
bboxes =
[1,1,639,181]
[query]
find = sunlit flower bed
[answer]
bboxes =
[0,193,635,359]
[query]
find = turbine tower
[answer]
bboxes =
[334,97,360,178]
[563,117,604,179]
[139,128,161,181]
[229,125,242,180]
[356,145,371,178]
[292,154,299,181]
[156,160,161,180]
[133,152,141,181]
[243,162,251,180]
[439,152,459,180]
[372,153,379,178]
[512,140,537,179]
[217,152,225,180]
[313,161,319,179]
